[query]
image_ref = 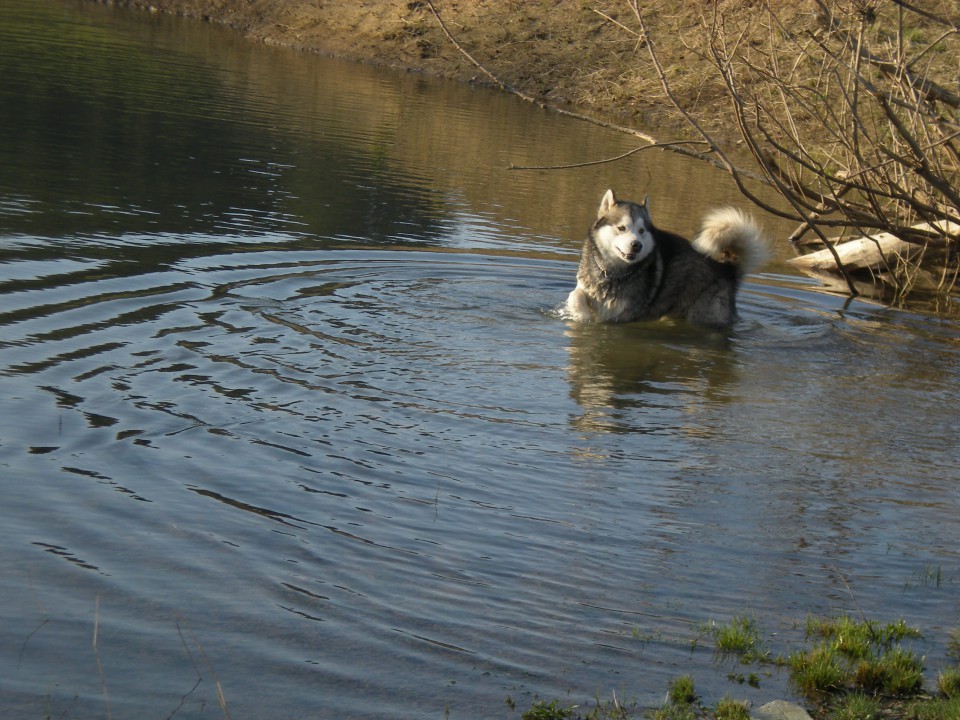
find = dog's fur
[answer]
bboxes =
[565,189,766,326]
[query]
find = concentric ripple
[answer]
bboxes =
[5,240,960,719]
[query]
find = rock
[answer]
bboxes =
[751,700,814,720]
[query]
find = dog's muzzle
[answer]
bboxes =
[622,241,642,261]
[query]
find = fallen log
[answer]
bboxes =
[787,231,923,273]
[788,221,958,274]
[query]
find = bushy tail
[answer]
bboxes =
[692,207,768,277]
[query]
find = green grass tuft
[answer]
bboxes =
[705,615,767,663]
[937,666,960,698]
[666,675,696,706]
[522,699,576,720]
[712,695,750,720]
[523,614,958,720]
[647,703,696,720]
[793,615,925,699]
[790,646,850,696]
[828,692,881,720]
[905,694,960,720]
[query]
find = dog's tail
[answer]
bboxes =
[692,207,768,277]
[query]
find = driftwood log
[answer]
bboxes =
[788,222,960,295]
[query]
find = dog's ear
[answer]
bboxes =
[598,189,617,217]
[642,194,650,209]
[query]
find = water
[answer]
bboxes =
[2,2,959,718]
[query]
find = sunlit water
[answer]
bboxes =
[2,3,959,719]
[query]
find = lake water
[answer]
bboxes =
[2,2,959,718]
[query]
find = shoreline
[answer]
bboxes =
[94,0,731,138]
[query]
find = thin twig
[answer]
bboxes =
[93,595,112,720]
[181,621,232,719]
[423,0,526,97]
[166,619,205,720]
[592,8,641,39]
[889,0,960,33]
[630,4,804,221]
[835,570,880,644]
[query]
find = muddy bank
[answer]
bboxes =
[94,0,784,137]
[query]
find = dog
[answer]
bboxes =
[565,189,767,326]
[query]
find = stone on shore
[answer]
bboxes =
[751,700,813,720]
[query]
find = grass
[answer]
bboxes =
[711,696,750,720]
[790,615,926,698]
[517,614,960,720]
[947,630,960,662]
[520,693,637,720]
[667,676,696,707]
[790,646,849,696]
[522,699,576,720]
[805,615,922,657]
[937,666,960,698]
[701,615,767,664]
[648,703,696,720]
[828,692,881,720]
[905,695,960,720]
[646,676,697,720]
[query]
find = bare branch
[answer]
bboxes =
[424,0,766,180]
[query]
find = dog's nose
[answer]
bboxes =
[631,240,642,253]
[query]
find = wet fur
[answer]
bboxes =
[566,189,766,327]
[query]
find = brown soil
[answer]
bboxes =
[95,0,813,139]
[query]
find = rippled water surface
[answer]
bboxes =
[2,2,960,718]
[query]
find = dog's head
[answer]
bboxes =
[591,189,654,266]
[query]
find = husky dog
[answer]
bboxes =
[565,189,766,326]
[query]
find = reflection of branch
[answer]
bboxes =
[508,140,706,171]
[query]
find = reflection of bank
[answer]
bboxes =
[564,320,740,434]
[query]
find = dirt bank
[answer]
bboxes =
[95,0,806,138]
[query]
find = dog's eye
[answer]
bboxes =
[617,225,627,232]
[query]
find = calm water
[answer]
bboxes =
[2,2,959,718]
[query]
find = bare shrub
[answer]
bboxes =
[631,0,960,299]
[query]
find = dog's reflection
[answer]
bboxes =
[564,320,740,434]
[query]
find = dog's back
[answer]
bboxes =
[646,227,741,326]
